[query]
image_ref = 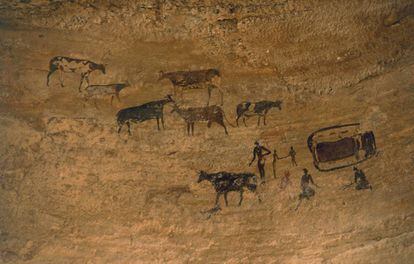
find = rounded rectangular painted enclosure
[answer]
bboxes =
[308,124,377,171]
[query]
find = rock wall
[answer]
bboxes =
[0,0,413,263]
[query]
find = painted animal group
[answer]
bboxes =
[46,56,283,136]
[46,55,375,215]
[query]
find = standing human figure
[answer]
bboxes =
[289,146,297,166]
[249,141,271,182]
[295,168,319,210]
[272,149,282,179]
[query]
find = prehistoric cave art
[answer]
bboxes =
[116,95,174,135]
[342,167,373,191]
[46,56,106,91]
[158,68,223,105]
[307,123,377,172]
[197,170,261,211]
[279,170,291,190]
[43,55,374,215]
[170,103,235,135]
[272,148,292,178]
[295,168,319,211]
[83,81,130,108]
[249,141,271,182]
[236,100,283,127]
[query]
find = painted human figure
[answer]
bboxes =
[280,170,291,190]
[289,146,297,166]
[272,149,282,179]
[295,168,319,210]
[249,141,271,182]
[354,167,372,190]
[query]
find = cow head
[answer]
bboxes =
[197,170,209,183]
[96,64,106,74]
[165,94,174,103]
[273,100,282,110]
[209,68,220,77]
[116,81,130,92]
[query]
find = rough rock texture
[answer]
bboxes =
[0,0,413,263]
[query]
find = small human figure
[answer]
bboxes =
[289,146,297,166]
[249,141,271,182]
[295,168,319,210]
[354,167,372,190]
[272,149,281,179]
[280,170,291,190]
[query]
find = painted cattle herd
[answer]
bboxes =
[46,55,377,216]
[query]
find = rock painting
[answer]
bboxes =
[307,123,377,171]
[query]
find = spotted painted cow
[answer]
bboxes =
[47,56,106,91]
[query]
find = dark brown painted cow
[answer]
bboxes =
[236,100,283,127]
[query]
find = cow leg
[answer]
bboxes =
[127,121,132,135]
[243,117,248,127]
[207,85,212,106]
[186,122,190,136]
[217,118,228,135]
[263,114,266,125]
[257,116,261,127]
[215,193,221,207]
[191,123,195,136]
[59,70,65,87]
[46,68,57,86]
[79,74,85,91]
[156,118,160,131]
[238,189,244,206]
[161,115,165,129]
[236,115,240,127]
[110,95,114,106]
[118,123,123,134]
[116,91,121,102]
[224,192,229,206]
[84,74,90,87]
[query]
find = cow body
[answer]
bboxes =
[236,100,283,126]
[84,82,129,106]
[116,95,174,135]
[47,56,106,91]
[171,104,233,135]
[197,170,261,207]
[159,69,223,105]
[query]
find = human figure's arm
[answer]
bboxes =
[310,175,319,188]
[262,146,271,156]
[274,150,281,160]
